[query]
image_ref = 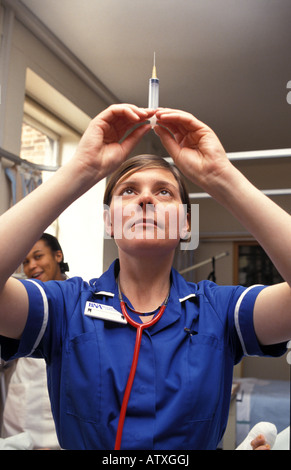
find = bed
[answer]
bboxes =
[235,377,290,447]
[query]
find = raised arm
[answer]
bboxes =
[0,104,153,339]
[155,108,291,346]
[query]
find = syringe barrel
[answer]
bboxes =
[148,78,159,109]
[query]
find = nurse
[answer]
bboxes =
[0,104,291,450]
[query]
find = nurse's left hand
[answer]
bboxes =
[154,108,233,194]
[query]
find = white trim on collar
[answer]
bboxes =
[94,290,115,297]
[179,293,196,303]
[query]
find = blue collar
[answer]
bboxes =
[89,259,198,334]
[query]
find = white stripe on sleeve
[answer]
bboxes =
[26,280,49,356]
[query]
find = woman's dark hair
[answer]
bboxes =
[40,233,69,273]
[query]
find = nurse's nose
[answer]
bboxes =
[137,188,155,208]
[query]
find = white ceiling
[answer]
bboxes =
[20,0,291,152]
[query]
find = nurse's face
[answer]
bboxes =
[23,240,63,282]
[105,168,189,254]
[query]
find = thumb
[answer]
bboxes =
[120,123,151,156]
[154,125,180,160]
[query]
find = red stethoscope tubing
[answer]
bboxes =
[114,300,167,450]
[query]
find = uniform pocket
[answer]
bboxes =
[187,334,223,422]
[65,331,101,423]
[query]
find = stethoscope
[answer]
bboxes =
[114,279,169,450]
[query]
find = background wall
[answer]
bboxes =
[0,3,154,280]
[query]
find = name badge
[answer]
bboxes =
[84,301,127,324]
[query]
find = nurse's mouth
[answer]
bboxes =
[132,218,158,228]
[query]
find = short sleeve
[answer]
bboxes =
[0,279,49,361]
[234,284,287,357]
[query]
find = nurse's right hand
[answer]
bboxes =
[72,104,154,184]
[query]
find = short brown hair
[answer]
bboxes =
[103,154,191,218]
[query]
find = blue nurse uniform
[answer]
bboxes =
[0,260,286,450]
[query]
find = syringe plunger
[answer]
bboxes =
[148,53,159,127]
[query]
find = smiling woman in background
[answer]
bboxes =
[22,233,69,283]
[1,233,68,449]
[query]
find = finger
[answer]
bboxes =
[100,104,153,124]
[95,105,154,146]
[251,435,270,450]
[253,444,271,450]
[154,125,181,159]
[156,108,209,134]
[156,121,188,143]
[120,123,152,156]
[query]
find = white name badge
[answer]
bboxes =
[84,301,127,324]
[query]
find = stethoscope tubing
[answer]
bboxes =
[114,300,167,450]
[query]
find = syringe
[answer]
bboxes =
[148,52,159,128]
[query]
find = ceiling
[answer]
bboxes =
[20,0,291,153]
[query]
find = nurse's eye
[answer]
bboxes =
[158,189,172,197]
[121,187,135,196]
